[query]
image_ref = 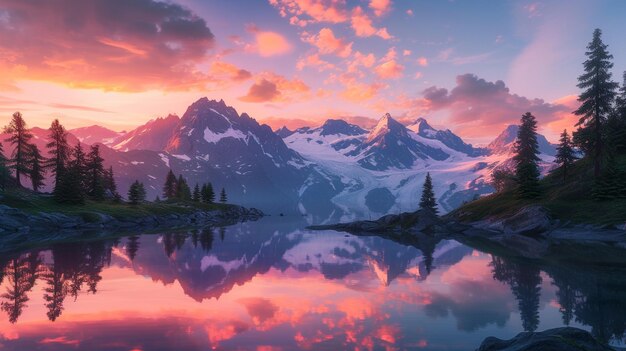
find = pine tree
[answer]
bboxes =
[0,142,9,191]
[162,169,177,200]
[45,119,71,190]
[127,180,146,205]
[102,166,117,198]
[514,112,541,198]
[418,172,438,214]
[3,112,33,187]
[176,174,191,200]
[154,195,161,203]
[54,144,86,204]
[554,130,577,181]
[573,28,618,177]
[85,145,105,200]
[608,71,626,154]
[29,144,46,192]
[202,182,215,203]
[219,188,227,203]
[192,184,201,202]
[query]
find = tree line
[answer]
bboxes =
[1,114,118,204]
[492,28,626,200]
[1,114,229,206]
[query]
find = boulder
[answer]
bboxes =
[502,205,552,236]
[476,327,613,351]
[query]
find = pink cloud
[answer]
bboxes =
[210,62,253,82]
[246,26,292,57]
[406,9,414,16]
[403,50,412,57]
[304,28,353,58]
[296,53,335,71]
[374,60,404,79]
[417,57,429,67]
[421,74,570,136]
[269,0,348,24]
[369,0,392,17]
[341,81,386,101]
[240,72,310,103]
[351,7,392,39]
[0,0,215,91]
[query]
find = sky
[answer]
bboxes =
[0,0,625,143]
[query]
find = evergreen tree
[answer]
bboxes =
[491,168,517,193]
[514,112,541,198]
[202,182,215,203]
[608,71,626,154]
[127,180,146,205]
[162,169,177,200]
[3,112,33,187]
[192,183,201,202]
[418,172,438,214]
[154,195,161,203]
[554,129,577,181]
[573,28,618,177]
[102,166,118,198]
[54,144,86,204]
[85,145,105,200]
[29,144,46,192]
[46,119,71,196]
[126,236,140,261]
[0,142,10,191]
[176,174,191,200]
[219,188,227,203]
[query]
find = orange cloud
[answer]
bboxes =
[240,73,310,103]
[341,81,386,102]
[210,62,253,82]
[0,0,215,91]
[304,28,353,58]
[369,0,392,17]
[254,31,293,57]
[374,60,404,79]
[296,53,336,71]
[351,7,392,39]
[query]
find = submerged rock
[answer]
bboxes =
[476,327,612,351]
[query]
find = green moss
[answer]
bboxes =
[450,156,626,225]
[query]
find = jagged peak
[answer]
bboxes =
[318,119,367,136]
[368,113,406,141]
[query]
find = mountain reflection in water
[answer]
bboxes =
[0,217,625,350]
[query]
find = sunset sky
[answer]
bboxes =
[1,0,625,143]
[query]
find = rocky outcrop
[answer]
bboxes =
[307,209,466,235]
[470,205,554,236]
[476,327,613,351]
[0,204,263,234]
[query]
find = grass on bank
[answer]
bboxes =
[0,188,230,222]
[450,156,626,226]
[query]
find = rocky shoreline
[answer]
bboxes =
[308,205,626,264]
[0,204,263,253]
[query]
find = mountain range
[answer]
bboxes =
[1,97,556,218]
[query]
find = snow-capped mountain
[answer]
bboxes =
[98,98,340,213]
[112,114,180,152]
[69,125,125,146]
[283,112,556,215]
[407,118,488,157]
[487,124,556,156]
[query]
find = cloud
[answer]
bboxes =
[304,28,353,58]
[238,298,279,325]
[369,0,392,17]
[351,7,392,39]
[421,74,569,136]
[341,81,386,102]
[437,48,491,65]
[347,51,377,73]
[296,53,336,71]
[250,30,292,57]
[0,0,215,91]
[374,60,404,79]
[239,73,310,103]
[269,0,349,24]
[239,79,280,102]
[210,62,253,82]
[406,9,414,16]
[417,57,429,67]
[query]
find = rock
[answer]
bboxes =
[307,209,443,234]
[476,327,612,351]
[501,205,553,236]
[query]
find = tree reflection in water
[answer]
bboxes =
[0,228,625,346]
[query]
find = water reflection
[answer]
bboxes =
[0,218,625,350]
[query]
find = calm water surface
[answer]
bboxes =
[1,217,625,350]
